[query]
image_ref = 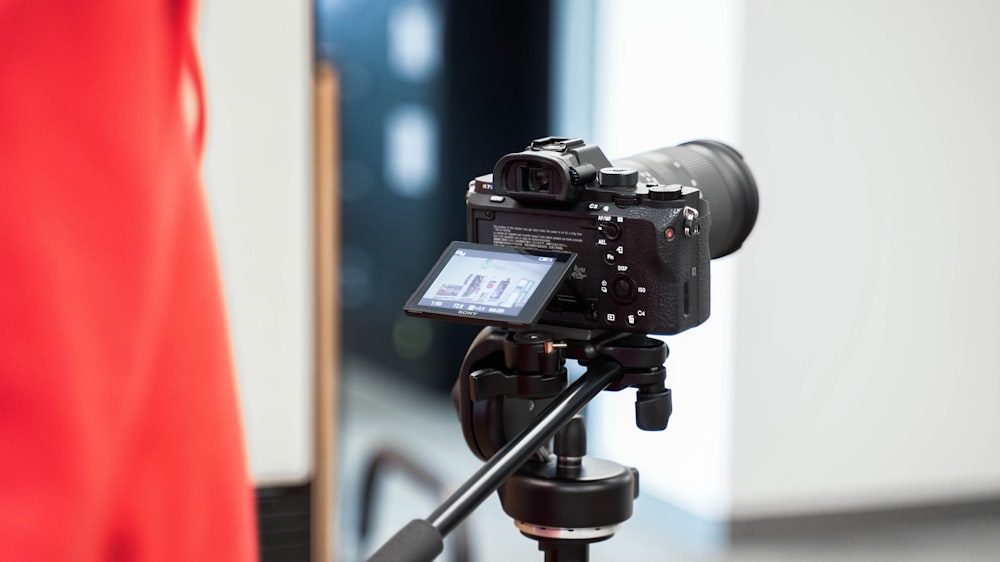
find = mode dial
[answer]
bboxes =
[599,167,639,190]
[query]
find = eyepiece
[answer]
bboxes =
[614,140,759,258]
[493,138,610,205]
[518,163,553,193]
[494,152,575,203]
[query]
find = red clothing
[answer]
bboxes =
[0,2,257,560]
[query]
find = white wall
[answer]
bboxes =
[199,2,314,485]
[586,0,1000,521]
[731,0,1000,517]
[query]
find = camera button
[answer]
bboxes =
[610,274,637,304]
[598,222,621,240]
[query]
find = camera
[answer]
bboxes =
[380,138,758,561]
[405,136,758,335]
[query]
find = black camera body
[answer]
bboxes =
[468,137,712,335]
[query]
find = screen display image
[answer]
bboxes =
[404,242,576,329]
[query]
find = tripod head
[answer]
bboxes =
[367,327,674,561]
[447,326,672,559]
[453,326,673,461]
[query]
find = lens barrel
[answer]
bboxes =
[614,140,759,259]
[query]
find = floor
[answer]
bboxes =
[335,358,1000,562]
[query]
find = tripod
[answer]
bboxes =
[367,326,672,562]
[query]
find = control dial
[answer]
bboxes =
[609,274,638,304]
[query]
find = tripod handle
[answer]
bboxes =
[367,519,443,562]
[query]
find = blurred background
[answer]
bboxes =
[200,0,1000,560]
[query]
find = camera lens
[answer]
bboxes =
[614,140,759,259]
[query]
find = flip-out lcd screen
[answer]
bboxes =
[404,241,576,329]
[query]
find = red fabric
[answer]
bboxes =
[0,2,257,560]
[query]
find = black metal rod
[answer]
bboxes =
[426,359,624,536]
[542,541,589,562]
